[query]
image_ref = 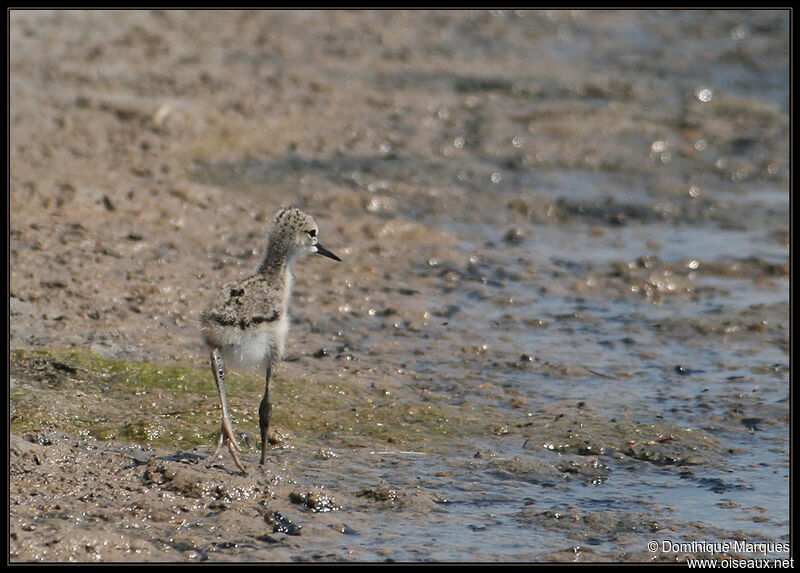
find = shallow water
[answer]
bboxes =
[190,10,790,561]
[10,9,788,562]
[218,11,789,560]
[191,125,789,559]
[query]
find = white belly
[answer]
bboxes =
[216,314,290,371]
[219,329,271,370]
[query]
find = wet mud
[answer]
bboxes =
[10,10,789,562]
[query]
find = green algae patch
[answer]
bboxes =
[9,349,497,454]
[10,348,221,449]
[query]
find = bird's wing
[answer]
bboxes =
[202,275,282,329]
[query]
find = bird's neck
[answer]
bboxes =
[257,240,294,277]
[258,244,295,313]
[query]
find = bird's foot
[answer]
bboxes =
[207,420,246,474]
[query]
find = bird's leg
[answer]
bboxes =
[207,349,246,474]
[258,362,273,465]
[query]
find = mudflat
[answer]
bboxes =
[10,10,789,562]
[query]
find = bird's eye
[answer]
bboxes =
[307,229,317,238]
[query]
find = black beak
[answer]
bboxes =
[315,243,341,262]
